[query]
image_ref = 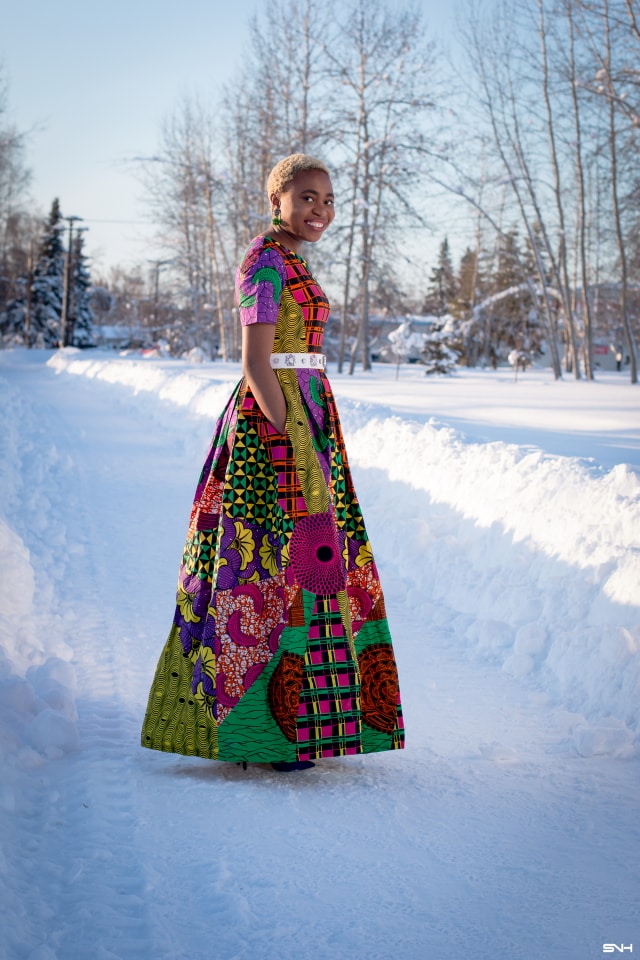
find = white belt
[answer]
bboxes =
[270,352,326,369]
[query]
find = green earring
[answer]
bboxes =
[272,207,281,227]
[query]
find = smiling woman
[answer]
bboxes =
[141,153,404,772]
[267,155,335,246]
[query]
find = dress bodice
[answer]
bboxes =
[236,236,330,353]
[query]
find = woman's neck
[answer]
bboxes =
[263,228,303,255]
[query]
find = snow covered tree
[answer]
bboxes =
[508,347,532,380]
[67,230,95,346]
[29,199,65,346]
[387,321,427,378]
[420,329,460,374]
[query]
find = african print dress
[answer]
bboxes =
[141,236,404,764]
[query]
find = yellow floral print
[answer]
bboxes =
[177,585,201,623]
[194,682,217,720]
[199,645,217,680]
[355,541,373,568]
[259,534,279,577]
[238,570,260,585]
[229,522,255,571]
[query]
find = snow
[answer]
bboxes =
[0,347,638,960]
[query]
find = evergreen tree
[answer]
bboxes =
[447,247,488,366]
[420,329,460,374]
[424,237,457,317]
[488,230,527,353]
[0,290,27,345]
[480,230,544,363]
[30,199,65,346]
[68,231,95,346]
[451,246,488,319]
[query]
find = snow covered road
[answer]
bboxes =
[1,350,638,960]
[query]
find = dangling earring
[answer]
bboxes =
[272,207,281,227]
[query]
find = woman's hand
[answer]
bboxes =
[242,324,287,434]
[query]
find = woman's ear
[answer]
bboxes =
[269,192,280,210]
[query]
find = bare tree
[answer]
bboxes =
[324,0,437,373]
[565,0,595,378]
[250,0,334,154]
[222,0,331,253]
[461,2,565,377]
[0,66,32,314]
[537,0,582,377]
[576,0,639,382]
[140,98,232,358]
[602,0,638,381]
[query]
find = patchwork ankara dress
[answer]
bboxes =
[141,236,405,764]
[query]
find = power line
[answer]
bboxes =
[81,218,156,225]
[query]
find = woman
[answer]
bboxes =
[141,154,404,771]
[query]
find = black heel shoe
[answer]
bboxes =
[271,760,315,772]
[237,761,248,771]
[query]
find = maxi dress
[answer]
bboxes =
[141,236,405,763]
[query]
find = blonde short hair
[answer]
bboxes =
[266,153,331,201]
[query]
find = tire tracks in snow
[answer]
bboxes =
[4,356,154,960]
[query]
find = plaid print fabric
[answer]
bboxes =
[297,595,363,761]
[282,253,329,352]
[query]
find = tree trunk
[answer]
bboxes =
[204,172,227,361]
[605,0,638,383]
[338,147,362,374]
[566,0,594,379]
[538,0,581,378]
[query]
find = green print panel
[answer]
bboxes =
[354,618,394,654]
[361,725,398,754]
[141,625,219,759]
[182,527,220,583]
[216,646,296,763]
[330,448,366,537]
[222,424,283,529]
[238,265,283,308]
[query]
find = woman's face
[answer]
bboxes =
[272,169,335,248]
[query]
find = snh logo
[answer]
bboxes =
[603,946,633,954]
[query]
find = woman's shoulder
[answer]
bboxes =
[241,235,287,267]
[237,235,288,283]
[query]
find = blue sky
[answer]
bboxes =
[2,0,458,275]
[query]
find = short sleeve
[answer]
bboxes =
[236,241,287,326]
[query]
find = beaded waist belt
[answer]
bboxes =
[270,352,326,370]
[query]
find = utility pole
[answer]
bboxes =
[24,240,34,347]
[146,259,173,334]
[60,215,83,347]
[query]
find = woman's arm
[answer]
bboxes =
[242,323,287,433]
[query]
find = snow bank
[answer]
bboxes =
[48,348,237,422]
[0,374,79,788]
[48,350,640,752]
[347,417,640,753]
